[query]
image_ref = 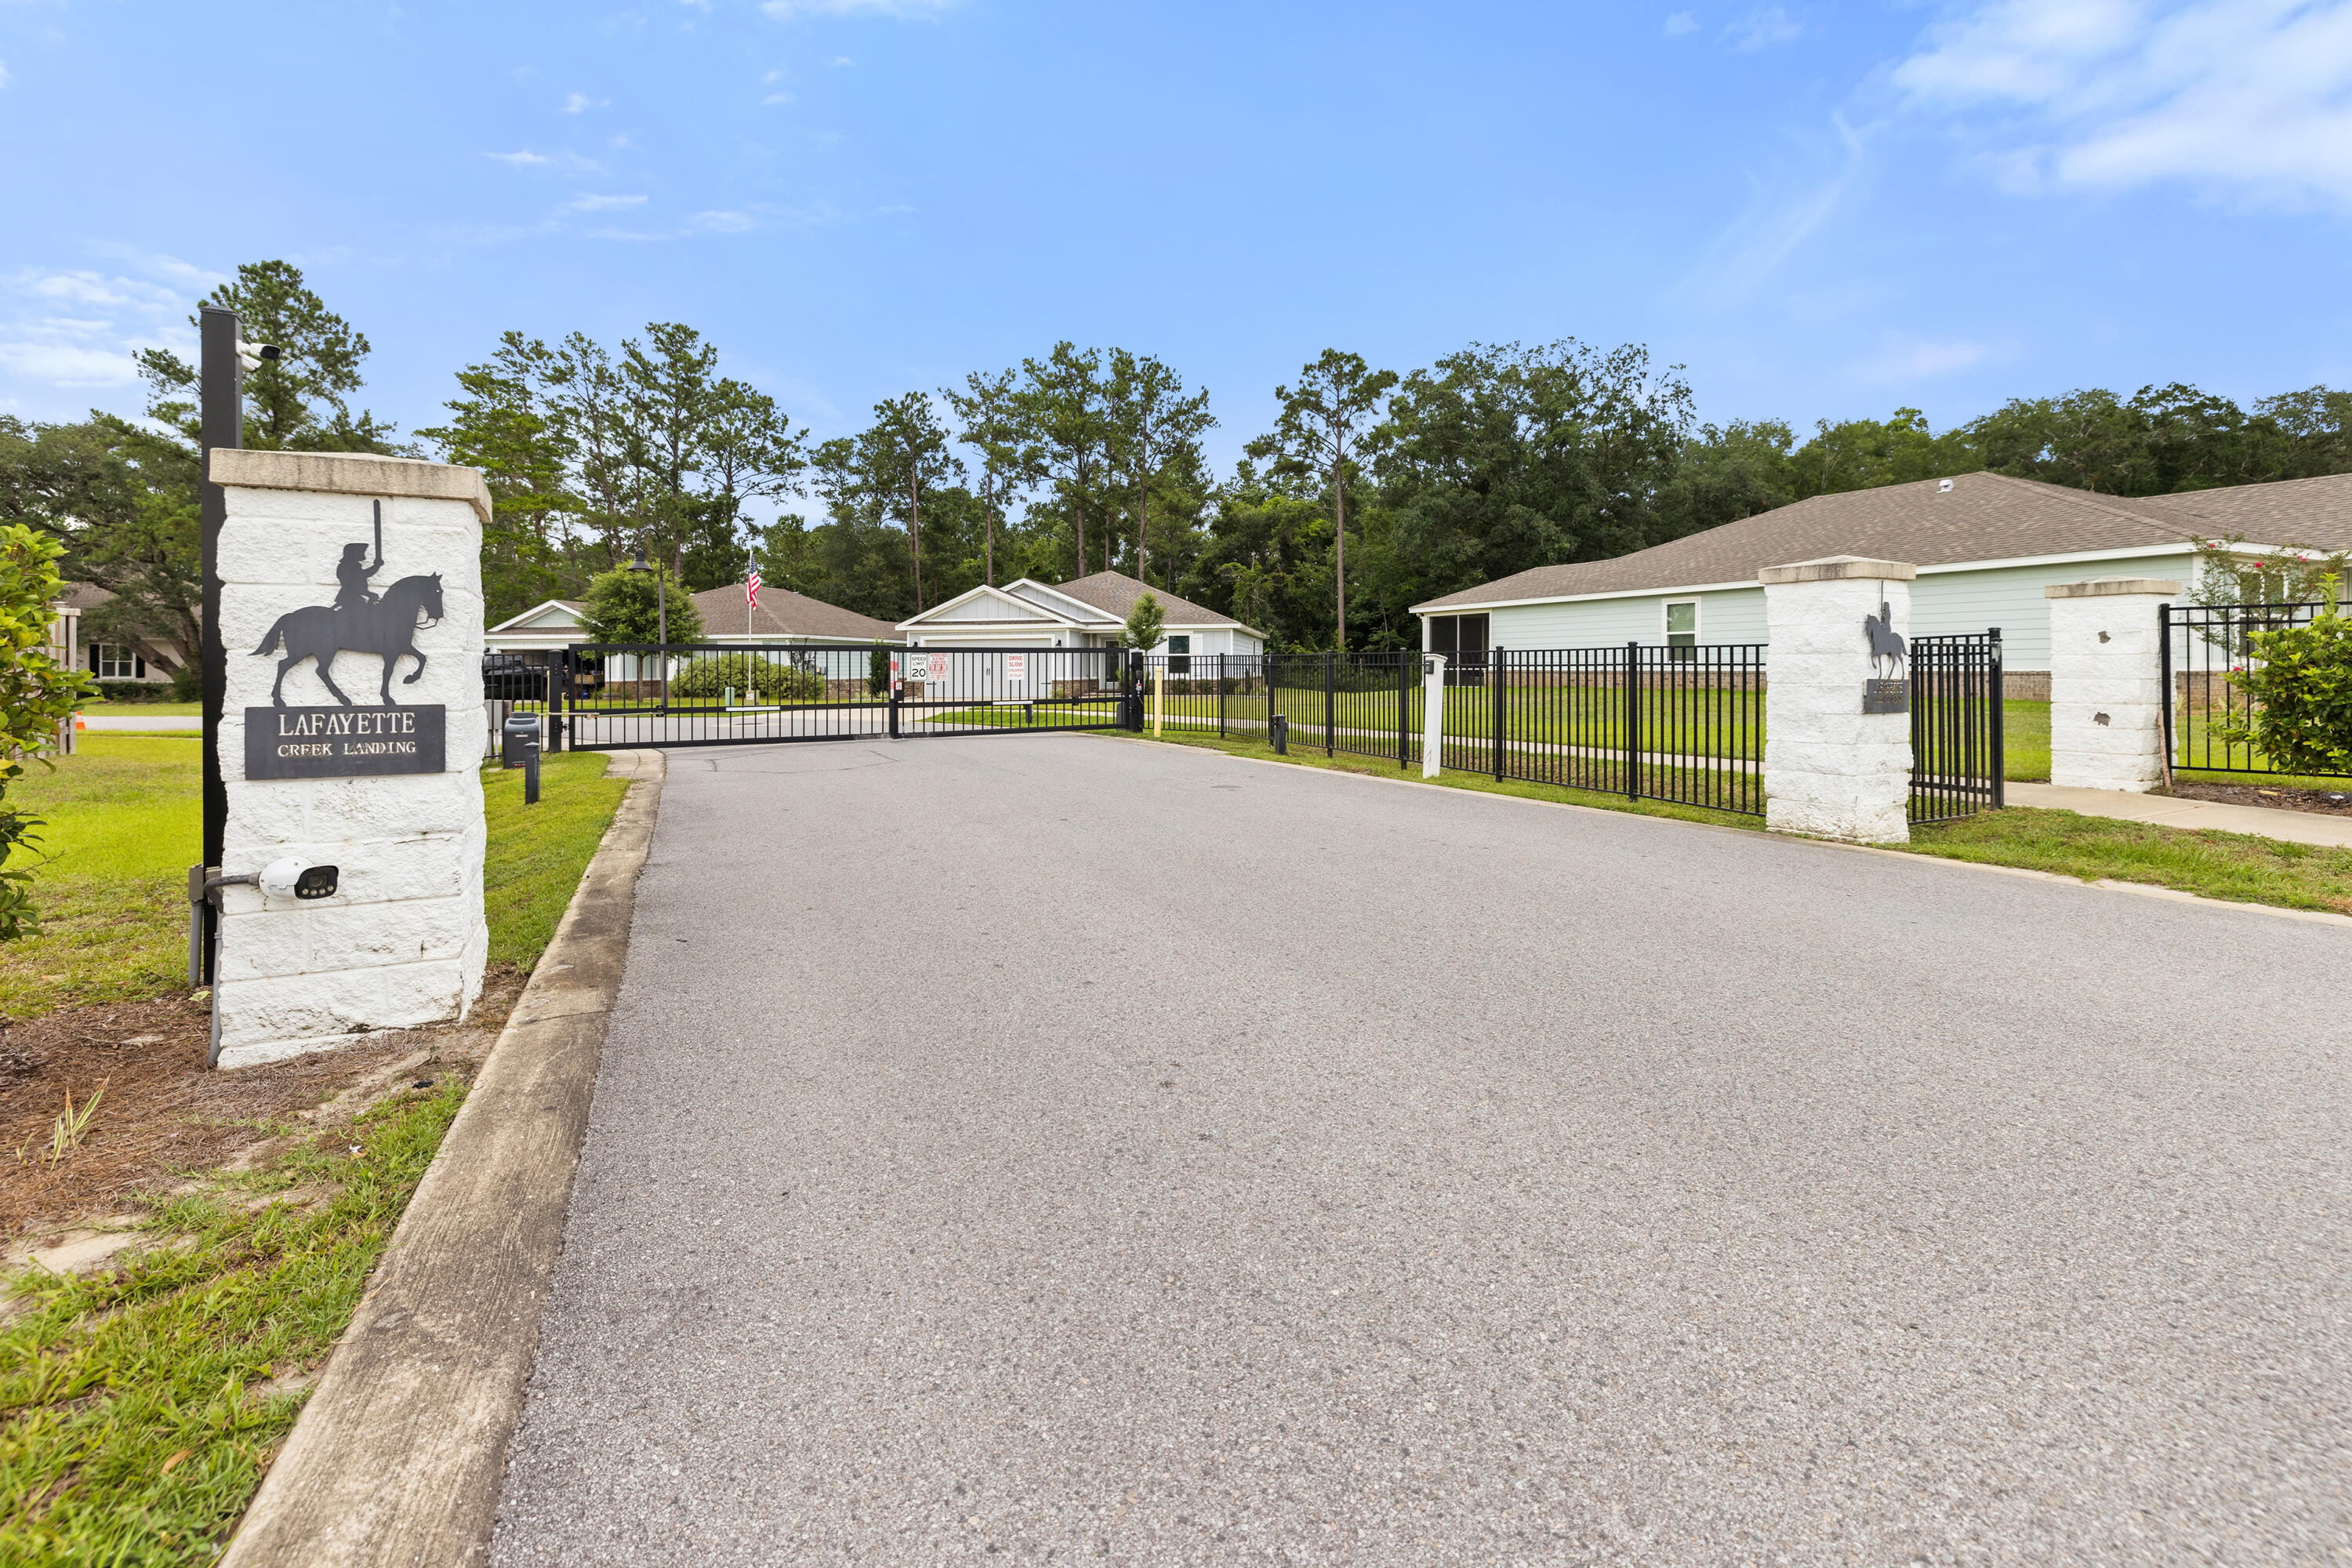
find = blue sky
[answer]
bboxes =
[5,0,2350,487]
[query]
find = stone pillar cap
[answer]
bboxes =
[1758,555,1918,586]
[209,448,492,529]
[2043,577,2184,599]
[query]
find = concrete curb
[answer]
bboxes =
[1113,735,2352,933]
[220,748,666,1568]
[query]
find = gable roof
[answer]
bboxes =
[1410,471,2352,612]
[688,583,902,642]
[485,599,589,635]
[1046,571,1258,633]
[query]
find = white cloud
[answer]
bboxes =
[829,55,855,66]
[0,58,12,89]
[1727,4,1802,49]
[562,91,608,114]
[762,92,794,104]
[481,148,604,175]
[1681,114,1870,306]
[0,259,212,403]
[484,149,553,168]
[568,193,648,211]
[1664,12,1698,37]
[690,209,757,232]
[1893,0,2352,208]
[1850,336,1995,383]
[761,0,953,18]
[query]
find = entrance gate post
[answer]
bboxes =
[1760,555,1918,843]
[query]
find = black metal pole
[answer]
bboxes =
[1398,651,1410,768]
[1624,641,1640,800]
[1323,650,1335,757]
[196,306,240,984]
[1491,647,1506,782]
[1218,652,1227,740]
[2158,604,2174,788]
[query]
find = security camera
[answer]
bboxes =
[235,339,283,374]
[258,858,339,900]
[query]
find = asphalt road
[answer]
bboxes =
[492,735,2352,1566]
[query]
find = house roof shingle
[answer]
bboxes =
[1410,471,2352,612]
[688,583,900,642]
[1046,572,1247,628]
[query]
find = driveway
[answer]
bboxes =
[492,735,2352,1565]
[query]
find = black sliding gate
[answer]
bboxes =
[554,642,1134,751]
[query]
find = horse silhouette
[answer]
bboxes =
[252,573,447,707]
[1864,599,1907,677]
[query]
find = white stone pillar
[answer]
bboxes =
[1762,556,1918,844]
[2045,577,2180,793]
[1421,654,1446,778]
[212,452,491,1069]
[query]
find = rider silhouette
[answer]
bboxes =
[334,540,382,615]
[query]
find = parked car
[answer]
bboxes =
[483,652,543,701]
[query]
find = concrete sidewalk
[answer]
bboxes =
[76,713,199,731]
[492,735,2352,1566]
[2008,779,2352,847]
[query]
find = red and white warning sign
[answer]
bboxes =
[1004,652,1027,685]
[925,653,949,683]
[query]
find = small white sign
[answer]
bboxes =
[927,653,950,683]
[1004,653,1026,685]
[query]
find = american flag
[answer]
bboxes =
[746,569,762,609]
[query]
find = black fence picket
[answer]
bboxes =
[2163,599,2352,779]
[1908,630,2004,823]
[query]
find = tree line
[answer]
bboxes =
[5,258,2351,674]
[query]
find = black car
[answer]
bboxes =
[483,652,543,701]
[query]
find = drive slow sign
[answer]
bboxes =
[245,705,447,779]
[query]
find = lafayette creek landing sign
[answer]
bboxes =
[245,705,447,779]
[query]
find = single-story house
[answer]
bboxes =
[485,583,904,684]
[1410,471,2352,696]
[56,582,190,688]
[897,571,1264,666]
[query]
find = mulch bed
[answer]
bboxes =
[2172,781,2352,818]
[0,967,526,1242]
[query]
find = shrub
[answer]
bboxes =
[93,679,172,702]
[868,644,891,697]
[2216,604,2352,775]
[668,654,826,702]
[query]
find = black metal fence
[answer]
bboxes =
[1908,630,2005,823]
[556,642,1130,750]
[2163,599,2351,779]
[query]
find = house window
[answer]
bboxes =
[1664,601,1697,662]
[1167,633,1190,674]
[1426,613,1489,662]
[93,644,145,680]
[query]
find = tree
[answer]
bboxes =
[1105,350,1214,588]
[699,378,808,586]
[579,562,702,645]
[416,332,580,623]
[1247,350,1397,648]
[942,368,1038,587]
[134,260,399,454]
[1018,344,1113,579]
[0,524,97,937]
[1120,589,1167,652]
[1784,408,1977,500]
[862,393,962,611]
[1370,340,1692,631]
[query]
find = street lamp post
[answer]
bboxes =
[628,547,666,713]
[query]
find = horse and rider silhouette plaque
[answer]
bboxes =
[241,499,451,779]
[1862,598,1908,714]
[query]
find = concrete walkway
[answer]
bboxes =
[76,713,199,731]
[492,735,2352,1566]
[2008,779,2352,848]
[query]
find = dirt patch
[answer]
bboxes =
[2172,781,2352,818]
[0,967,526,1242]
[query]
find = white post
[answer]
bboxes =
[1422,654,1446,778]
[2045,578,2180,793]
[1761,555,1918,844]
[212,451,490,1069]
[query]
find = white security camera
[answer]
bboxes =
[235,339,283,374]
[258,858,339,900]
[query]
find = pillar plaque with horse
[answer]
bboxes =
[250,500,448,707]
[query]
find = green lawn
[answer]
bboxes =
[1,740,634,1566]
[2003,699,2049,782]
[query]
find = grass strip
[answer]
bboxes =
[0,1082,463,1565]
[1,746,634,1564]
[1130,728,2352,917]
